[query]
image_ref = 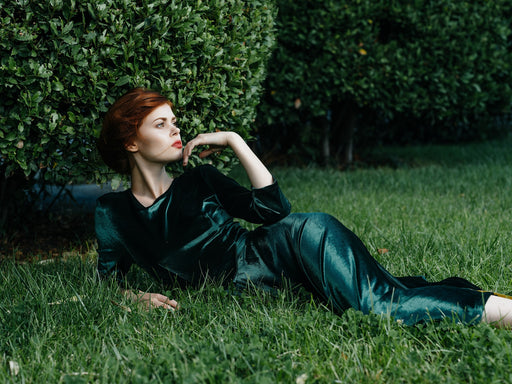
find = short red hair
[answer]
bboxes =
[98,88,172,174]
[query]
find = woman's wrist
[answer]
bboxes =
[120,288,142,301]
[229,133,273,188]
[226,131,242,149]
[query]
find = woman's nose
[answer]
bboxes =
[170,125,180,135]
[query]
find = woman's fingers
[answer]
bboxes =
[183,133,227,166]
[182,138,203,166]
[168,299,179,309]
[151,294,176,309]
[138,293,178,311]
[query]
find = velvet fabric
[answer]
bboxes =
[96,165,491,325]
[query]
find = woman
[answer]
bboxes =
[96,87,512,327]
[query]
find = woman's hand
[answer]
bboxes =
[182,131,273,189]
[182,131,234,166]
[121,289,178,311]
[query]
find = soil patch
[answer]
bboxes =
[1,210,95,262]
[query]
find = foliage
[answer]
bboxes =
[2,138,512,382]
[256,0,512,164]
[0,0,276,230]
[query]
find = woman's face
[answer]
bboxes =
[127,103,182,165]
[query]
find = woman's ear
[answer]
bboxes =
[125,141,138,153]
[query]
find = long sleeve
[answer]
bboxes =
[93,165,290,288]
[197,165,291,224]
[95,197,133,285]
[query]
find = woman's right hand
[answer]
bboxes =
[182,131,273,189]
[121,289,178,311]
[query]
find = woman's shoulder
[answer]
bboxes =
[96,189,132,210]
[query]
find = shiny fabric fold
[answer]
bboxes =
[96,165,290,286]
[96,165,491,325]
[235,213,491,325]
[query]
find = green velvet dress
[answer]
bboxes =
[95,165,491,325]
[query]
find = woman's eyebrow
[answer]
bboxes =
[152,115,176,124]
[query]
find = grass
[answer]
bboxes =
[2,137,512,383]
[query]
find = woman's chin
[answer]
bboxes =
[168,152,183,163]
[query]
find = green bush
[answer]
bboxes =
[256,0,512,165]
[0,0,276,231]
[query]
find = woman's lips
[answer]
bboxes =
[172,140,183,149]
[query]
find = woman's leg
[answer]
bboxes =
[241,213,492,325]
[483,295,512,328]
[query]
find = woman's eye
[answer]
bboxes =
[156,122,165,128]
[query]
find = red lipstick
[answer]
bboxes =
[172,140,182,149]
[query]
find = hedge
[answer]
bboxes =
[256,0,512,165]
[0,0,276,230]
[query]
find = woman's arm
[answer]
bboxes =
[182,131,273,188]
[120,288,179,311]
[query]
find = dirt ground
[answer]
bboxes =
[1,183,116,262]
[1,206,96,262]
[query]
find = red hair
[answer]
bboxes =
[98,88,172,174]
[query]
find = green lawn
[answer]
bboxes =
[2,138,512,383]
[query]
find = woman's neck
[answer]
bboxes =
[130,164,173,207]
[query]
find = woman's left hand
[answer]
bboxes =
[182,131,234,167]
